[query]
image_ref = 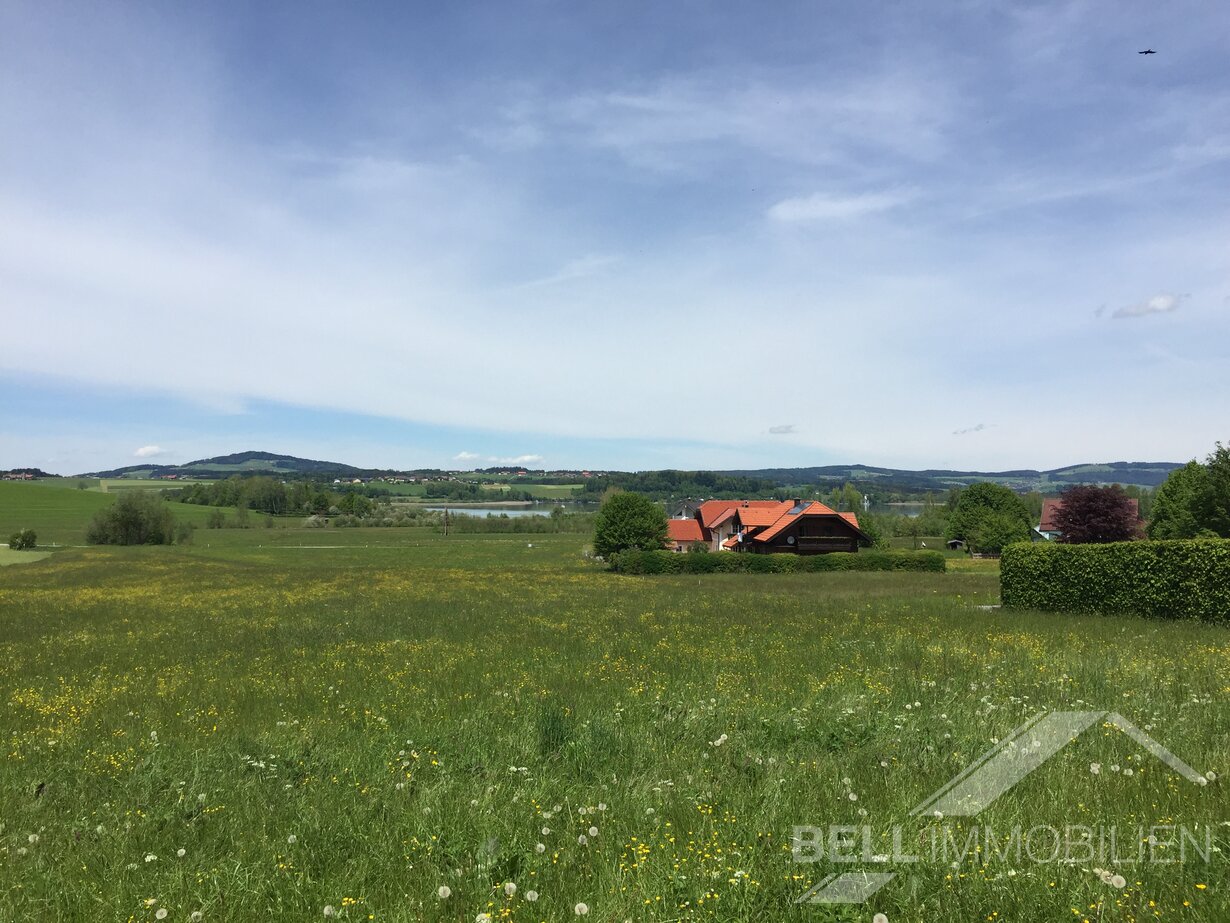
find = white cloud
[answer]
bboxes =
[768,190,911,223]
[452,451,481,462]
[768,424,796,435]
[134,445,166,458]
[1111,293,1187,320]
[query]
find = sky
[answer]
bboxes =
[2,1,1228,475]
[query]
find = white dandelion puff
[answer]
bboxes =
[437,886,451,899]
[504,882,517,897]
[575,903,589,916]
[526,890,539,902]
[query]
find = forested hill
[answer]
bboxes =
[723,461,1183,492]
[81,451,377,481]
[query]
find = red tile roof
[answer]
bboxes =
[734,502,794,527]
[696,499,783,529]
[666,519,706,543]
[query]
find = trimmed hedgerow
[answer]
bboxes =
[1000,539,1230,622]
[609,550,946,575]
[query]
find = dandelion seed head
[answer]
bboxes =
[504,882,517,897]
[436,886,451,899]
[526,890,539,902]
[575,902,589,916]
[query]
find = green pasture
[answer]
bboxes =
[0,493,1226,921]
[0,481,226,545]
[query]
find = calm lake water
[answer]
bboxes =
[424,506,560,518]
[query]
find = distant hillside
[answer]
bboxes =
[725,461,1184,492]
[74,451,1183,493]
[81,451,376,481]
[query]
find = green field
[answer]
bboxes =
[0,488,1226,921]
[0,481,229,545]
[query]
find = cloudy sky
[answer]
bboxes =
[3,1,1228,475]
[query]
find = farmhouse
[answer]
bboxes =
[670,499,870,554]
[1033,496,1140,542]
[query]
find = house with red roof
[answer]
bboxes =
[668,499,870,554]
[665,518,708,552]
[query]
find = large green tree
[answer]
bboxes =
[593,491,668,557]
[944,482,1032,553]
[1147,460,1209,539]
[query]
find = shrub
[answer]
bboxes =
[610,550,945,575]
[1000,539,1230,622]
[86,491,178,545]
[8,528,36,550]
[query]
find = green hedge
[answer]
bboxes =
[1000,539,1230,622]
[610,550,946,575]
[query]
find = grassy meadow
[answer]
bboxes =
[0,485,1227,922]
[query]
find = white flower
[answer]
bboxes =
[197,794,206,804]
[588,826,599,837]
[525,890,539,902]
[1123,768,1134,777]
[542,827,551,836]
[437,886,451,899]
[16,847,26,857]
[577,834,589,845]
[873,914,889,923]
[323,907,336,918]
[535,843,546,854]
[145,854,158,862]
[27,834,38,845]
[476,914,491,923]
[504,882,517,897]
[645,808,655,815]
[1111,874,1126,889]
[575,903,589,916]
[177,848,186,858]
[156,911,168,921]
[1090,763,1101,775]
[598,803,607,811]
[470,799,479,807]
[848,792,858,802]
[287,835,297,845]
[190,914,204,922]
[95,825,105,835]
[1206,771,1217,782]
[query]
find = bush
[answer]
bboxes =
[610,550,946,575]
[1000,539,1230,622]
[86,491,178,546]
[8,528,36,550]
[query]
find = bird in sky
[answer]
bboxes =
[1139,49,1157,54]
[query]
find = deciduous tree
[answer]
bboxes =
[1053,485,1140,543]
[593,491,668,557]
